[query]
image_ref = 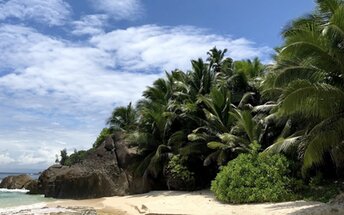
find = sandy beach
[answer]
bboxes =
[46,190,344,215]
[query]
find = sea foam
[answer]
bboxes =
[0,203,75,215]
[0,188,29,193]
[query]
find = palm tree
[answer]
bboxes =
[107,102,138,131]
[186,85,264,166]
[266,0,344,174]
[123,48,268,188]
[234,57,265,80]
[207,47,234,86]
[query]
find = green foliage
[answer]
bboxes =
[58,149,88,166]
[289,178,305,193]
[49,0,344,196]
[309,172,324,187]
[264,0,344,175]
[165,155,196,191]
[59,149,68,165]
[297,179,344,203]
[93,128,112,148]
[107,102,138,131]
[64,149,88,166]
[234,57,265,80]
[211,153,294,203]
[61,0,344,201]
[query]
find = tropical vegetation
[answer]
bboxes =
[57,149,88,166]
[61,0,344,203]
[211,153,293,203]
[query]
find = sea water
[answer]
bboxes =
[0,172,50,209]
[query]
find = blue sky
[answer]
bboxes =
[0,0,315,171]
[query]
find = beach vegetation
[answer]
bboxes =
[57,149,88,166]
[81,0,344,203]
[165,155,196,191]
[211,152,293,203]
[93,127,112,148]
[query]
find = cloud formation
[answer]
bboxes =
[0,0,71,26]
[0,1,272,170]
[0,152,15,165]
[72,14,108,36]
[0,24,161,169]
[88,0,143,21]
[91,25,272,72]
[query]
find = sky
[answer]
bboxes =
[0,0,315,172]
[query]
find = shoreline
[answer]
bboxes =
[1,190,344,214]
[47,190,344,215]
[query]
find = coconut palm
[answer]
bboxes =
[266,0,344,174]
[107,102,138,131]
[207,47,234,86]
[234,58,265,80]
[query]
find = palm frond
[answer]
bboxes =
[280,81,344,119]
[274,66,325,87]
[302,113,344,172]
[265,136,303,154]
[231,110,260,143]
[179,142,208,156]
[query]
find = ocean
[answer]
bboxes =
[0,172,49,209]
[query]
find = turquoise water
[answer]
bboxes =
[0,172,50,209]
[0,189,48,208]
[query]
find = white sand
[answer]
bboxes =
[48,190,344,215]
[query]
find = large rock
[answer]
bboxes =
[34,135,151,199]
[30,164,69,195]
[330,192,344,205]
[0,174,32,189]
[25,179,41,194]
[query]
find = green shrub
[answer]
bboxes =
[165,155,196,191]
[93,128,112,148]
[59,149,68,165]
[309,172,324,187]
[58,149,88,166]
[299,179,344,202]
[211,153,294,203]
[64,149,88,166]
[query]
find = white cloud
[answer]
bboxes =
[0,24,158,109]
[0,0,71,26]
[72,14,108,36]
[88,0,142,20]
[0,24,160,169]
[17,142,72,165]
[91,25,272,72]
[0,152,15,165]
[0,23,272,169]
[0,125,98,169]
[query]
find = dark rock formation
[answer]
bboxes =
[0,174,32,189]
[104,135,115,151]
[33,135,151,199]
[25,179,41,194]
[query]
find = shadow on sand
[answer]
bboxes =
[267,201,344,215]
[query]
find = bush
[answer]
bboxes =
[93,128,112,148]
[211,153,294,203]
[65,150,88,166]
[59,149,68,165]
[165,155,196,191]
[58,149,88,166]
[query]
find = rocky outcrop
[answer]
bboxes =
[0,174,33,189]
[330,192,344,205]
[32,135,151,199]
[25,179,41,194]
